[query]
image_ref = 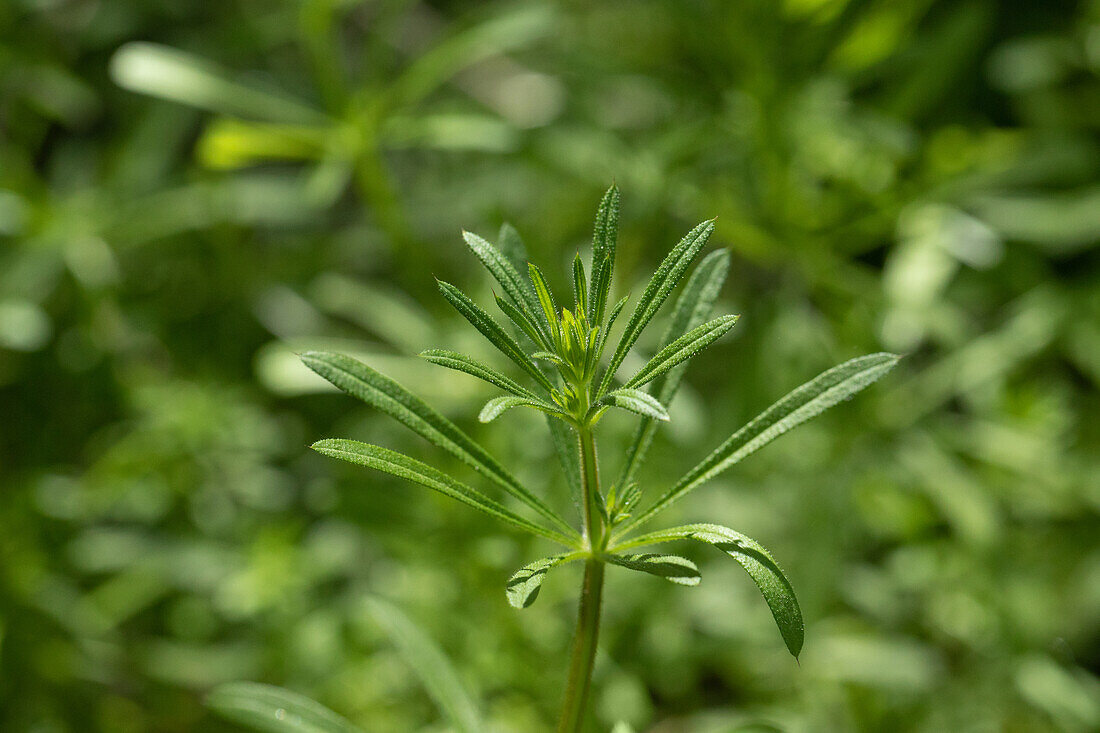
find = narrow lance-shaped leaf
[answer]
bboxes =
[496,293,549,350]
[599,388,670,422]
[437,280,556,393]
[613,524,803,658]
[420,349,539,399]
[463,230,546,339]
[364,596,483,733]
[527,263,561,347]
[588,184,620,326]
[312,439,577,547]
[479,395,565,423]
[300,351,571,535]
[622,353,902,533]
[598,219,716,396]
[572,253,588,315]
[506,552,584,608]
[605,552,700,586]
[617,250,730,488]
[624,314,738,389]
[206,682,363,733]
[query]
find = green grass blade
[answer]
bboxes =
[364,596,483,733]
[588,184,620,326]
[300,351,570,534]
[616,250,730,488]
[420,349,539,399]
[612,523,803,658]
[505,552,584,608]
[599,388,670,422]
[624,314,738,389]
[312,439,577,546]
[623,353,902,533]
[479,395,566,423]
[598,219,716,396]
[437,280,556,392]
[605,552,700,586]
[206,682,362,733]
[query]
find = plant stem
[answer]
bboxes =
[558,426,606,733]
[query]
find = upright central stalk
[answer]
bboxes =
[558,424,606,733]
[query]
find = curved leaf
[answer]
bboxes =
[613,524,803,658]
[479,395,565,423]
[300,351,570,534]
[606,552,700,586]
[312,439,576,546]
[623,352,901,532]
[599,388,670,422]
[624,314,738,389]
[617,249,730,488]
[598,219,716,396]
[206,682,362,733]
[505,552,584,608]
[420,349,538,399]
[463,230,545,334]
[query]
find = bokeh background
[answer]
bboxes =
[3,1,1100,731]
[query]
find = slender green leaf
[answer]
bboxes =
[312,439,576,546]
[479,395,565,423]
[605,552,700,586]
[527,263,561,346]
[420,349,538,399]
[437,280,556,392]
[613,524,803,657]
[572,253,588,314]
[505,553,584,608]
[598,219,716,395]
[300,351,569,533]
[463,230,544,334]
[364,596,483,733]
[625,314,738,389]
[588,184,620,325]
[617,250,731,488]
[623,353,901,532]
[599,388,670,422]
[206,682,362,733]
[496,293,549,350]
[592,294,630,372]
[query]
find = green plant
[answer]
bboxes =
[299,185,899,732]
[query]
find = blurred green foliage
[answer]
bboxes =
[2,0,1099,731]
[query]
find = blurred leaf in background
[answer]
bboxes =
[1,0,1098,731]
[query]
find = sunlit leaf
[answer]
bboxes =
[206,682,361,733]
[624,314,738,389]
[599,388,670,422]
[300,351,569,533]
[588,184,620,326]
[420,349,539,399]
[479,395,565,423]
[606,552,700,586]
[613,524,803,657]
[505,553,584,608]
[624,353,901,532]
[312,439,576,546]
[617,250,731,488]
[463,230,545,335]
[598,219,716,395]
[437,281,556,392]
